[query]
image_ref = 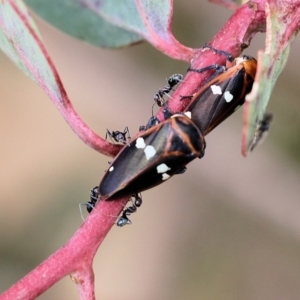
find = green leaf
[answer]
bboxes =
[25,0,193,60]
[25,0,143,48]
[0,0,65,103]
[242,1,298,156]
[0,0,115,155]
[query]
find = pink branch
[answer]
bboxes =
[0,198,128,300]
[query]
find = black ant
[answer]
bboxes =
[81,188,142,227]
[116,194,143,227]
[79,186,99,220]
[154,74,183,107]
[139,106,173,132]
[86,186,99,213]
[106,126,130,144]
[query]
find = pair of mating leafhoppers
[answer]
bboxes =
[85,45,272,226]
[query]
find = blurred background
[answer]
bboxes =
[1,1,300,299]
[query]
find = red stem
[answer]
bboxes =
[0,198,128,300]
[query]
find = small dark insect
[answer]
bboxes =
[116,194,143,227]
[99,114,206,200]
[185,55,257,135]
[139,116,160,132]
[79,186,100,220]
[106,126,130,144]
[139,106,173,132]
[154,74,183,107]
[86,186,100,213]
[250,113,273,151]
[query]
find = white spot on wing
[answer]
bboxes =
[162,173,171,181]
[211,85,222,95]
[156,163,171,173]
[136,137,146,149]
[109,166,114,172]
[144,145,156,160]
[184,111,191,119]
[224,91,234,102]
